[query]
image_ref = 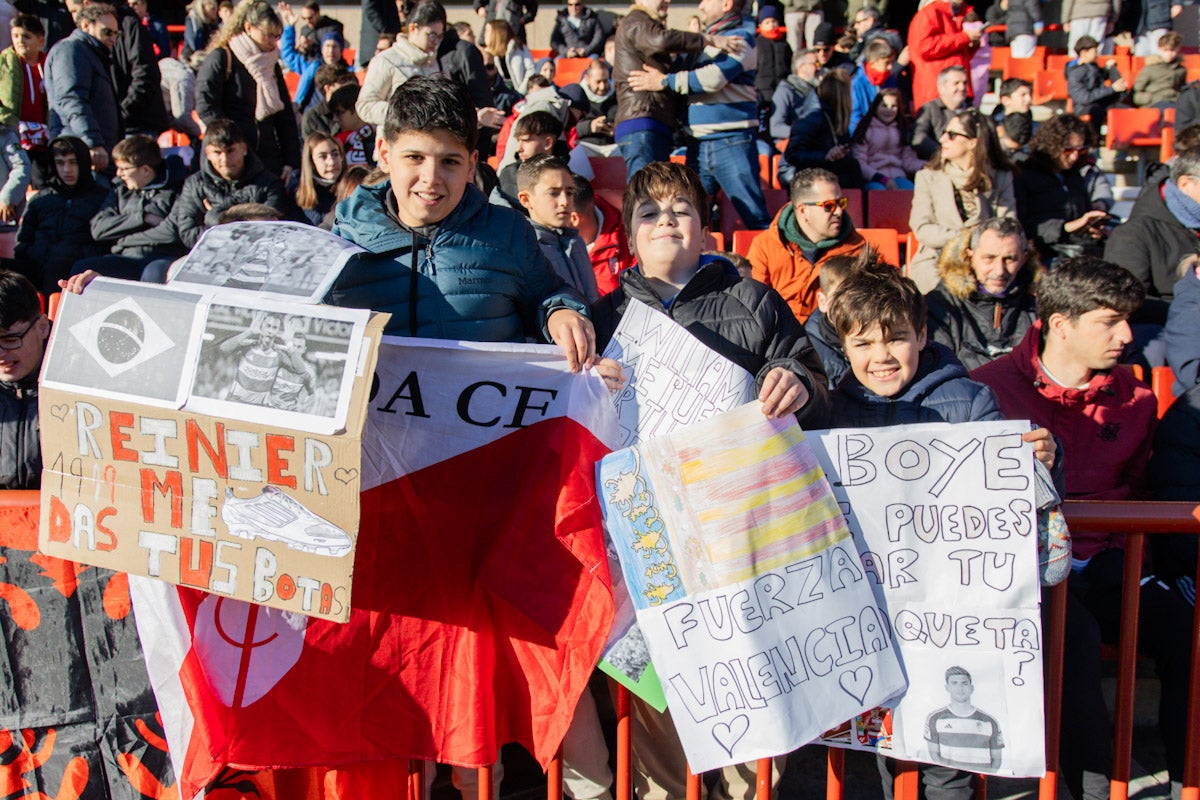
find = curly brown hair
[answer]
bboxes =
[1027,113,1095,171]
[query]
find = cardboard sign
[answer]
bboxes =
[809,422,1045,778]
[37,290,387,623]
[599,404,906,772]
[598,301,757,710]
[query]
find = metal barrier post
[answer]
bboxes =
[825,747,844,800]
[478,764,493,800]
[617,685,632,800]
[755,757,772,800]
[548,750,563,800]
[686,765,701,800]
[1111,532,1146,800]
[1039,580,1067,800]
[894,760,919,800]
[408,759,425,800]
[1184,549,1200,800]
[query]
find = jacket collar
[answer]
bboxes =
[1009,321,1118,405]
[336,180,487,254]
[838,342,967,402]
[620,254,739,307]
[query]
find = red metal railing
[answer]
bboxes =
[2,493,1196,800]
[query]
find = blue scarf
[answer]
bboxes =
[1163,179,1200,230]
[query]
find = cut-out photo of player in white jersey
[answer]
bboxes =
[924,666,1004,771]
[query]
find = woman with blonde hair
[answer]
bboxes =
[196,0,300,181]
[484,18,534,94]
[293,133,345,226]
[908,107,1015,292]
[182,0,220,60]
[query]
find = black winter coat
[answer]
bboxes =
[358,0,401,68]
[0,374,39,490]
[911,98,960,161]
[14,137,107,294]
[925,272,1039,372]
[1176,80,1200,130]
[1146,383,1200,584]
[1104,177,1199,301]
[438,29,494,110]
[830,342,1004,427]
[195,47,302,177]
[1066,61,1122,120]
[754,34,792,100]
[91,156,185,257]
[1015,153,1098,262]
[591,256,832,430]
[117,149,289,257]
[551,7,606,57]
[113,3,169,136]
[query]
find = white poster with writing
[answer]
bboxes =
[809,421,1045,778]
[599,404,907,772]
[598,301,759,708]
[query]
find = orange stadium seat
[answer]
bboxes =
[990,46,1010,75]
[554,57,592,86]
[1046,53,1072,74]
[866,190,913,234]
[1163,124,1176,161]
[1105,107,1163,150]
[1033,71,1069,106]
[858,228,901,267]
[529,48,552,60]
[284,70,301,95]
[904,231,920,275]
[1004,50,1046,81]
[47,292,62,321]
[732,228,762,257]
[342,48,355,64]
[1152,366,1177,419]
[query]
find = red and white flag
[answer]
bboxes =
[131,338,620,799]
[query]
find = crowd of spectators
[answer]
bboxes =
[6,0,1200,798]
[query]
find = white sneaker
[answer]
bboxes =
[221,486,352,557]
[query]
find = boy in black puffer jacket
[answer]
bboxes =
[13,135,107,295]
[590,157,829,800]
[71,134,185,280]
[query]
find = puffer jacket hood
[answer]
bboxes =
[928,233,1040,371]
[935,229,1043,301]
[832,341,1003,427]
[45,135,96,195]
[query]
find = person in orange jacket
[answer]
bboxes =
[748,167,866,323]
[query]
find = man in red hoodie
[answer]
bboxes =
[972,256,1192,800]
[907,0,979,109]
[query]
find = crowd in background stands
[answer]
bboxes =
[6,0,1200,797]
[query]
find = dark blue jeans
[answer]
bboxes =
[618,128,673,181]
[687,130,770,230]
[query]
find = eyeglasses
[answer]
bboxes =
[0,322,37,351]
[799,196,848,213]
[943,129,973,140]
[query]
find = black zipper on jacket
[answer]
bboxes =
[409,237,419,336]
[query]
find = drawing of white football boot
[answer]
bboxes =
[220,486,353,557]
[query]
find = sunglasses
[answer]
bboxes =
[1062,145,1089,154]
[800,196,848,213]
[943,129,973,140]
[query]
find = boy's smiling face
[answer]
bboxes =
[629,193,705,279]
[844,322,925,397]
[379,128,477,228]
